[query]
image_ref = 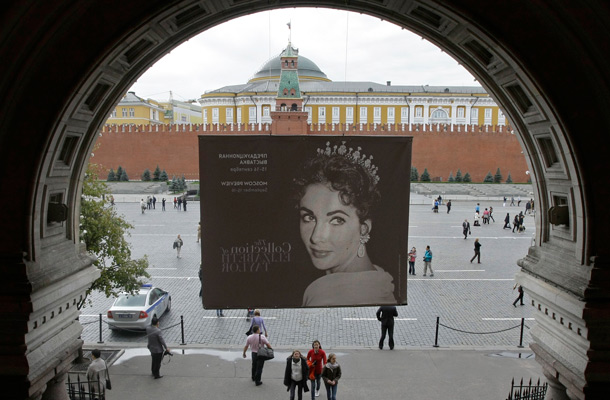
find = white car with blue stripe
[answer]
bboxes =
[107,284,171,330]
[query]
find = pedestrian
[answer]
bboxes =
[243,325,272,386]
[423,245,434,277]
[482,208,490,224]
[321,353,341,400]
[307,340,326,399]
[248,309,268,337]
[173,197,177,209]
[517,196,521,207]
[433,199,439,213]
[198,263,203,297]
[519,213,525,232]
[512,214,520,233]
[446,199,452,214]
[510,196,515,206]
[503,213,511,229]
[513,283,524,306]
[462,219,471,239]
[216,309,225,317]
[173,234,183,258]
[86,349,108,397]
[140,198,146,214]
[473,211,481,226]
[146,316,171,379]
[284,350,310,400]
[246,308,254,321]
[152,195,156,209]
[475,203,480,214]
[408,247,417,275]
[183,197,187,211]
[525,200,531,215]
[503,196,507,207]
[161,197,166,211]
[147,195,152,209]
[109,195,115,206]
[177,197,182,210]
[196,222,201,243]
[470,238,481,263]
[489,206,495,222]
[376,305,398,350]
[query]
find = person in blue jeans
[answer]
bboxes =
[321,353,341,400]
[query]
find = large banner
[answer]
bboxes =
[199,136,412,308]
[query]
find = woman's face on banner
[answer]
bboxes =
[299,183,361,273]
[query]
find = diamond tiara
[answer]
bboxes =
[316,141,380,185]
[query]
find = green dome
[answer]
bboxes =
[249,54,330,82]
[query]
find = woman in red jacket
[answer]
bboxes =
[306,340,327,398]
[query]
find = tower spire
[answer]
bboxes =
[287,21,291,43]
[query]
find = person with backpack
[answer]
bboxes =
[423,246,434,277]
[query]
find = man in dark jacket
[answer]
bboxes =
[147,317,171,379]
[376,306,398,350]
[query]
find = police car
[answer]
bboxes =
[107,284,171,330]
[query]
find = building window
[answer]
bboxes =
[263,107,270,117]
[122,108,127,117]
[415,107,422,118]
[305,106,312,123]
[470,108,479,124]
[332,107,340,123]
[111,109,117,118]
[401,107,409,122]
[498,110,506,125]
[360,107,367,122]
[249,107,256,122]
[373,107,381,123]
[237,108,242,123]
[203,109,207,124]
[181,115,187,122]
[458,107,465,118]
[431,108,449,123]
[283,88,288,95]
[212,108,219,123]
[129,108,135,117]
[346,107,353,123]
[318,107,326,123]
[226,108,233,122]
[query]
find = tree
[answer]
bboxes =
[160,169,168,181]
[494,168,502,183]
[107,168,116,181]
[116,165,124,180]
[170,176,180,193]
[410,166,419,182]
[141,168,151,181]
[448,172,455,182]
[421,168,431,182]
[181,175,187,191]
[79,163,150,309]
[506,172,513,183]
[455,169,463,182]
[153,165,161,181]
[463,172,472,182]
[484,171,494,182]
[119,169,129,181]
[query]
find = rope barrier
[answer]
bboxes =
[438,322,522,335]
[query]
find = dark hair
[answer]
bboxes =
[312,340,322,349]
[293,153,381,223]
[151,316,159,326]
[91,349,101,358]
[252,325,260,333]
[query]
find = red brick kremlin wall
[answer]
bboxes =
[92,123,529,182]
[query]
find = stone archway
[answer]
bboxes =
[1,1,609,399]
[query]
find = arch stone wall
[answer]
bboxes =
[1,1,609,399]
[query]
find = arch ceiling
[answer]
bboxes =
[1,1,609,399]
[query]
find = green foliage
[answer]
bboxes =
[181,175,187,190]
[494,168,502,183]
[169,176,180,193]
[410,166,419,182]
[506,172,513,183]
[79,164,149,308]
[455,169,463,182]
[107,169,116,181]
[160,169,168,181]
[119,169,129,181]
[141,168,151,181]
[463,172,472,182]
[153,165,161,181]
[448,172,455,182]
[116,165,124,179]
[421,168,431,182]
[484,171,494,183]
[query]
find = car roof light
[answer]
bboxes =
[141,283,153,288]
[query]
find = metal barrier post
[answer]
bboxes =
[518,317,525,348]
[433,316,440,347]
[180,315,186,345]
[97,313,104,344]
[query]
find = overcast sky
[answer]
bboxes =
[128,8,477,102]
